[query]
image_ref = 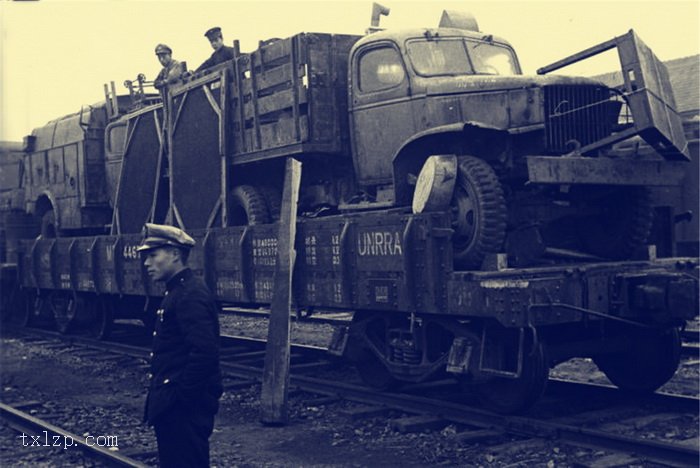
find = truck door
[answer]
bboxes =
[350,42,414,186]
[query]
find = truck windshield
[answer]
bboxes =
[406,38,518,76]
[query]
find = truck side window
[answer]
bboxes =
[358,47,405,93]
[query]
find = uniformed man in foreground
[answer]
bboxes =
[154,43,185,90]
[195,26,235,72]
[138,223,223,467]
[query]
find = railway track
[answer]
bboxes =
[0,401,147,467]
[222,306,352,326]
[4,325,698,466]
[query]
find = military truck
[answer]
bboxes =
[102,9,689,273]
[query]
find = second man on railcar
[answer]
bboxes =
[195,26,236,72]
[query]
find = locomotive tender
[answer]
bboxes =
[1,7,697,413]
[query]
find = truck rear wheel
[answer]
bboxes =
[451,156,507,270]
[593,327,680,393]
[228,185,270,226]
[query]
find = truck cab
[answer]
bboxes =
[349,27,522,188]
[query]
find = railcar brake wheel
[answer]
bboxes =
[228,185,271,226]
[574,186,654,260]
[89,297,114,340]
[473,341,549,414]
[593,327,681,393]
[451,156,507,270]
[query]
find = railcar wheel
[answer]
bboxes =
[593,327,681,393]
[451,156,507,270]
[12,289,35,328]
[89,297,114,340]
[1,283,24,324]
[228,185,270,226]
[472,341,549,414]
[50,291,76,334]
[349,312,400,390]
[354,348,399,391]
[574,186,653,260]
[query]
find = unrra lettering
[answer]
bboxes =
[358,231,402,256]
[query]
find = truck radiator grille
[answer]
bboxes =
[544,85,618,153]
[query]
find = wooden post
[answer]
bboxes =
[260,157,302,425]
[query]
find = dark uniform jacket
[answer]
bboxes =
[144,268,223,425]
[196,45,235,72]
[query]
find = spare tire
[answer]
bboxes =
[451,156,507,270]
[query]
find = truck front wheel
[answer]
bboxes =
[451,156,507,270]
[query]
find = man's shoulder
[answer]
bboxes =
[221,46,236,57]
[182,275,215,299]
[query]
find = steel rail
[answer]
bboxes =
[0,402,147,468]
[222,305,352,326]
[547,378,700,413]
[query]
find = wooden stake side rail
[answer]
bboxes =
[15,211,699,328]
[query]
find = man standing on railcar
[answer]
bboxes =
[138,223,223,467]
[154,43,185,90]
[195,26,236,72]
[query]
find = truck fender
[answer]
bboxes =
[32,190,60,229]
[392,121,508,206]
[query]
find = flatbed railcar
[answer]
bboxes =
[10,209,699,413]
[1,6,698,413]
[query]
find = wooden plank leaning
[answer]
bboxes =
[260,157,302,425]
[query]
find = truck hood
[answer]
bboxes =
[422,74,606,96]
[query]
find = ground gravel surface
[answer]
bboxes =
[2,314,698,467]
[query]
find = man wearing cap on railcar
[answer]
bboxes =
[139,223,223,467]
[154,43,186,90]
[195,26,236,72]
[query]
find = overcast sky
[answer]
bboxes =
[1,0,698,141]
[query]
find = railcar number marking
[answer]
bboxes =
[122,245,139,260]
[252,237,277,266]
[331,234,341,265]
[305,235,318,266]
